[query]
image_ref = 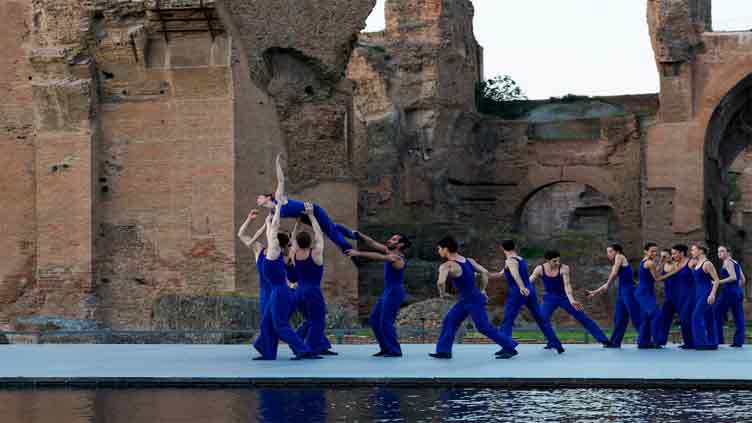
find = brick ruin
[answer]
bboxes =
[0,0,750,331]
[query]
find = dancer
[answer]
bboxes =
[256,154,356,263]
[587,244,642,348]
[654,244,695,348]
[252,202,319,360]
[689,244,722,350]
[347,232,411,357]
[491,240,565,354]
[715,246,746,347]
[290,202,338,356]
[238,209,273,314]
[429,236,519,360]
[635,243,662,349]
[530,250,612,348]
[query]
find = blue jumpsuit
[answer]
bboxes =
[279,198,353,254]
[691,261,718,350]
[539,267,609,344]
[294,253,332,355]
[435,259,518,354]
[655,263,694,347]
[499,257,563,350]
[369,259,407,355]
[635,259,661,348]
[256,250,271,315]
[715,260,745,346]
[253,255,311,359]
[609,261,642,347]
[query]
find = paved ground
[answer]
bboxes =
[2,344,750,388]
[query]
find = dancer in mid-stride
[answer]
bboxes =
[715,246,746,347]
[654,245,695,349]
[689,244,722,350]
[588,244,641,348]
[429,236,519,360]
[290,202,338,356]
[256,154,357,264]
[253,202,320,360]
[238,209,273,315]
[347,231,411,357]
[529,250,612,348]
[492,240,565,354]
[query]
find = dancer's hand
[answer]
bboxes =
[571,300,584,311]
[707,293,716,305]
[586,287,603,298]
[248,209,259,220]
[345,249,360,257]
[303,202,314,215]
[519,287,530,297]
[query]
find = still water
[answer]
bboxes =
[1,387,750,422]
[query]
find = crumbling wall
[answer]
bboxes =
[0,0,37,329]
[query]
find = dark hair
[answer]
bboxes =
[718,245,731,253]
[395,233,412,251]
[608,243,623,253]
[544,250,561,260]
[277,232,290,247]
[264,193,275,199]
[299,214,312,226]
[296,231,312,249]
[694,244,708,255]
[644,242,657,251]
[438,236,459,253]
[672,244,688,255]
[661,248,671,254]
[501,239,516,252]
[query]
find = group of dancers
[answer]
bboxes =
[239,154,747,360]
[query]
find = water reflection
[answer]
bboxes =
[0,387,750,422]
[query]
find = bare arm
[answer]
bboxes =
[717,260,738,285]
[356,231,388,254]
[265,204,282,260]
[529,265,543,285]
[705,261,722,304]
[506,258,530,297]
[305,202,325,265]
[274,154,288,205]
[645,260,660,281]
[287,220,300,263]
[437,262,452,299]
[561,265,583,311]
[588,255,623,297]
[655,263,679,282]
[347,250,405,268]
[468,258,490,294]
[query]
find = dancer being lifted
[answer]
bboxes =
[587,244,641,348]
[347,231,411,357]
[237,209,273,315]
[257,154,357,264]
[530,250,612,348]
[252,201,320,360]
[290,202,338,356]
[429,236,519,360]
[491,240,565,355]
[715,246,746,347]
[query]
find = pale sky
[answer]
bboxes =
[365,1,752,100]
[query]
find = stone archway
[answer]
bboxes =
[704,72,752,262]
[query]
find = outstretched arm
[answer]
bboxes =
[238,210,266,257]
[588,255,623,298]
[274,154,288,205]
[562,265,583,311]
[305,202,325,265]
[347,249,404,268]
[356,231,388,254]
[655,263,679,282]
[266,204,283,260]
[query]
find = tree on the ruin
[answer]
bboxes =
[475,75,531,119]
